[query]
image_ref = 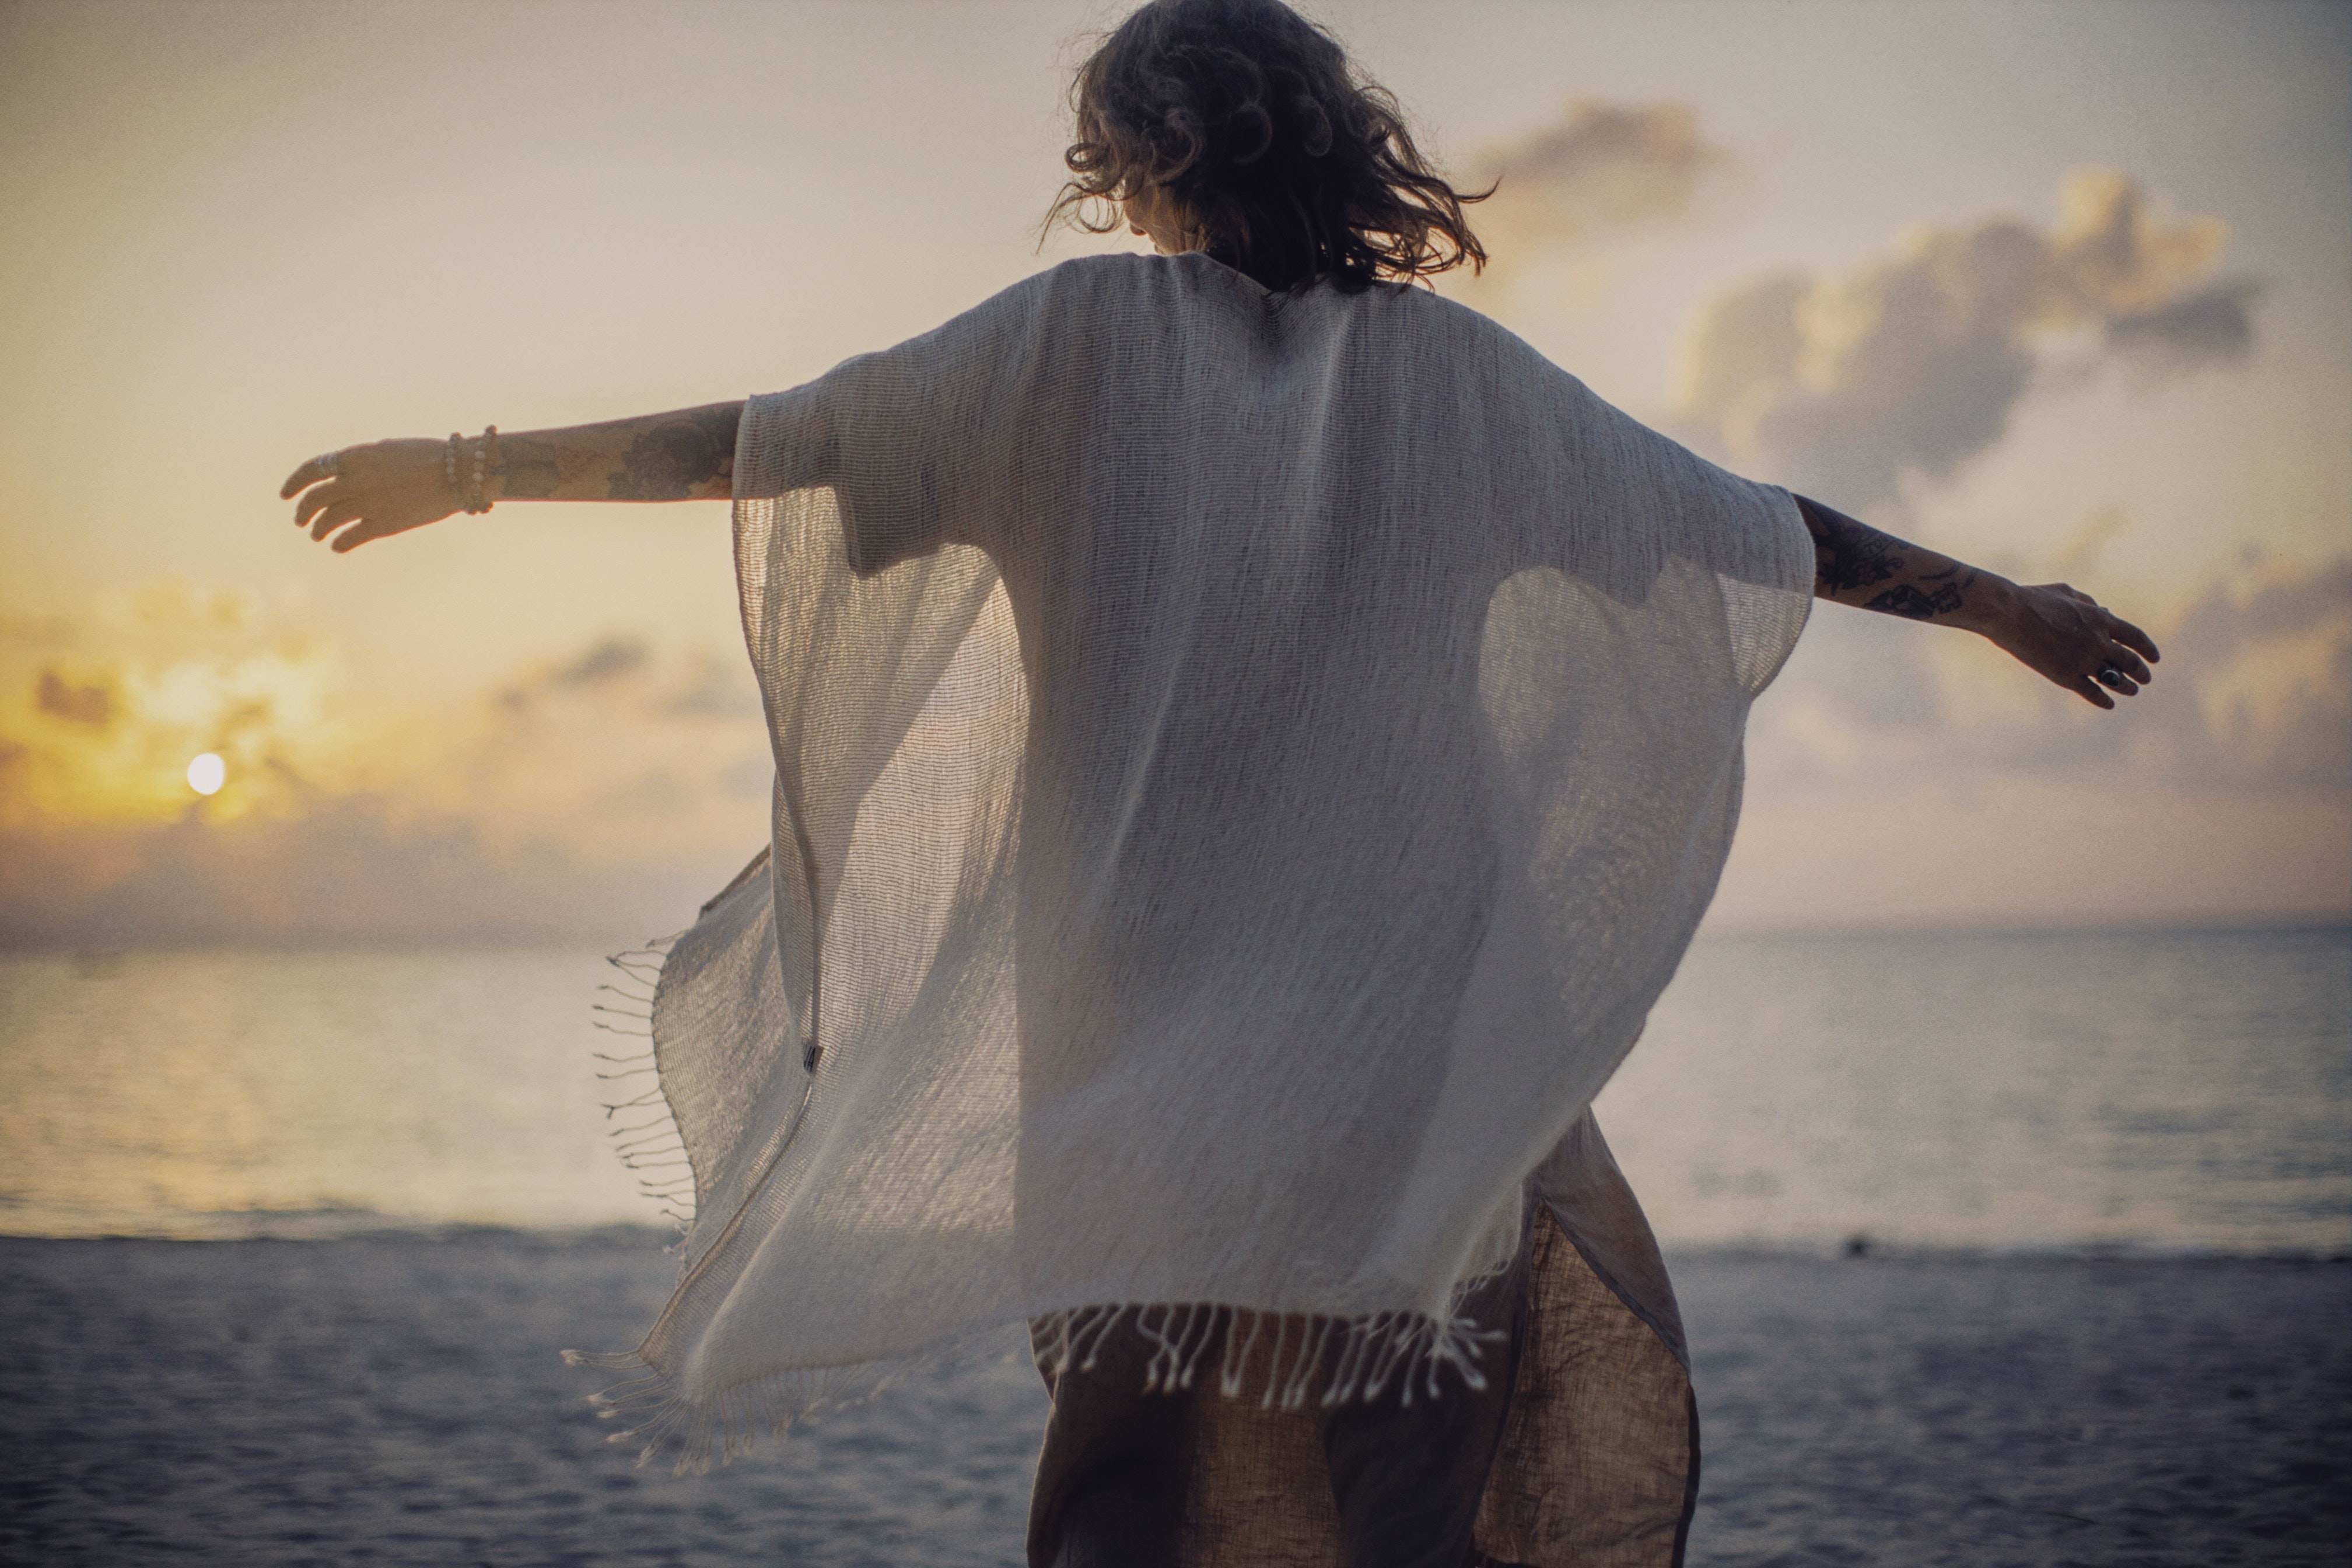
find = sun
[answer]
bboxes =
[186,752,226,796]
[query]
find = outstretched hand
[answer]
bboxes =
[1986,581,2161,710]
[280,439,459,553]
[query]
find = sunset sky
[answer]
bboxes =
[2,0,2345,942]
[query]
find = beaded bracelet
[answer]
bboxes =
[446,427,499,514]
[466,426,498,514]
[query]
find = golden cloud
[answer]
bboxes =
[0,584,772,943]
[34,668,114,727]
[1672,169,2260,505]
[1471,99,1743,249]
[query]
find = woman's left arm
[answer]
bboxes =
[1794,495,2161,710]
[280,401,744,554]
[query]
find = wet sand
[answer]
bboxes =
[1,1233,2343,1566]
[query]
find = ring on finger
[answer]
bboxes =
[314,450,341,477]
[2095,666,2128,691]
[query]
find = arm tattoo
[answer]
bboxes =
[1797,494,1905,593]
[1863,580,1965,620]
[1796,494,1976,622]
[607,405,739,501]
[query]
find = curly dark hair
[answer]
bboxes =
[1047,0,1488,294]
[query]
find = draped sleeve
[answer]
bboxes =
[734,268,1064,576]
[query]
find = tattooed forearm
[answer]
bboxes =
[1863,579,1967,620]
[1803,501,1908,594]
[476,402,743,505]
[607,405,740,501]
[1787,496,2147,705]
[1796,494,1982,626]
[1829,541,1903,592]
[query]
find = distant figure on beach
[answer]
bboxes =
[281,1,2158,1563]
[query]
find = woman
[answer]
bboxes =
[282,3,2157,1564]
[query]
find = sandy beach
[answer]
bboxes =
[1,1232,2342,1566]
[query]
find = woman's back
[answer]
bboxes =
[709,246,1812,1349]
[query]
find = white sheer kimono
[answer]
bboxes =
[596,251,1810,1560]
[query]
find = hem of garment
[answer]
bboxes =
[569,1286,1521,1475]
[588,935,696,1233]
[1028,1285,1521,1416]
[1670,1383,1702,1568]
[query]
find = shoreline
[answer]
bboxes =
[2,1236,2344,1566]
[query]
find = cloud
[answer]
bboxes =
[2050,505,2132,582]
[1721,552,2351,928]
[34,668,114,727]
[2139,558,2352,793]
[659,651,768,719]
[498,635,652,712]
[2105,278,2262,374]
[550,635,650,688]
[1471,99,1742,249]
[1672,169,2260,506]
[1749,552,2352,798]
[0,790,761,946]
[0,601,773,944]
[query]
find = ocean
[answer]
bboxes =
[2,925,2344,1254]
[1,925,2345,1565]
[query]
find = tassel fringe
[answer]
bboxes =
[566,1276,1511,1475]
[596,936,696,1237]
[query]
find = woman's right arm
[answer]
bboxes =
[1794,494,2161,710]
[280,401,746,552]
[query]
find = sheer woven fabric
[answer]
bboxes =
[612,253,1810,1468]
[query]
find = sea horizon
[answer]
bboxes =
[5,925,2344,1256]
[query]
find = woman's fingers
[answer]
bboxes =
[295,481,346,531]
[2103,641,2154,685]
[309,499,363,542]
[282,438,462,552]
[2106,614,2161,665]
[329,516,405,553]
[2082,630,2150,699]
[280,453,336,499]
[2007,583,2161,708]
[2069,673,2118,710]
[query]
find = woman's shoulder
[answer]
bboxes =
[1013,253,1524,331]
[1034,250,1268,306]
[1315,278,1588,398]
[927,254,1226,336]
[1370,280,1551,358]
[961,255,1583,398]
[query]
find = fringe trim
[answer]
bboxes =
[595,936,695,1236]
[563,1278,1512,1474]
[1030,1286,1510,1410]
